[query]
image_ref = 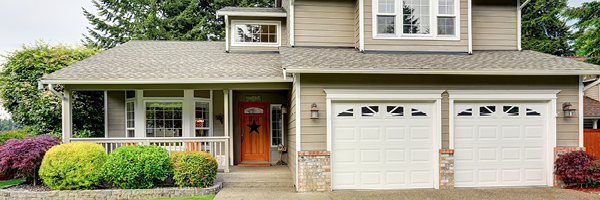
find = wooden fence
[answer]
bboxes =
[584,129,600,157]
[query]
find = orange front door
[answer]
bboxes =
[239,102,269,162]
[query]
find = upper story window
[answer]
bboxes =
[373,0,460,40]
[231,20,281,46]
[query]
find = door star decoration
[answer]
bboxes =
[247,120,261,134]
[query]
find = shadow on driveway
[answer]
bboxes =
[214,187,600,200]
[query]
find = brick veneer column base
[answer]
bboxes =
[439,149,455,189]
[554,147,586,187]
[297,151,331,192]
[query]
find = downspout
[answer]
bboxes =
[283,68,287,80]
[359,0,365,52]
[517,0,531,51]
[48,84,64,100]
[468,0,472,54]
[225,15,230,53]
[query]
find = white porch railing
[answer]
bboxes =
[70,137,230,172]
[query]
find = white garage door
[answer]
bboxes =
[454,102,548,187]
[331,102,436,190]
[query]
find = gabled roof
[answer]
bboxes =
[216,7,287,17]
[40,41,286,84]
[280,47,600,75]
[585,96,600,118]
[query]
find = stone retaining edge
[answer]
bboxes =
[0,182,222,200]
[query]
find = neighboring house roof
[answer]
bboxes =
[565,56,593,62]
[585,96,600,118]
[216,7,287,17]
[280,47,600,75]
[40,41,285,84]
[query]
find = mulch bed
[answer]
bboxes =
[565,186,600,193]
[3,183,53,192]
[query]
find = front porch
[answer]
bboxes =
[59,83,292,173]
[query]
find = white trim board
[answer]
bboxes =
[216,11,287,18]
[324,89,444,190]
[284,68,600,75]
[40,78,293,85]
[447,90,558,187]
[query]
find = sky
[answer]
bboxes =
[0,0,595,119]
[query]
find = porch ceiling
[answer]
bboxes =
[40,41,287,84]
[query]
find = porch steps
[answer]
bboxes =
[217,166,294,188]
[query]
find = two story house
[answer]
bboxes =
[40,0,600,192]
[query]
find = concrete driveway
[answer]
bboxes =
[214,187,600,200]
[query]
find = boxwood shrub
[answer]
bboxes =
[172,151,218,187]
[39,142,107,190]
[103,145,172,189]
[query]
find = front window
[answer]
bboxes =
[145,102,183,137]
[126,100,135,137]
[231,21,281,46]
[195,100,211,137]
[374,0,459,39]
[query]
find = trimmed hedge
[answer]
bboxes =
[39,142,107,190]
[172,151,218,188]
[0,127,33,144]
[103,145,172,189]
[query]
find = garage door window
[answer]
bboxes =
[411,105,429,117]
[337,107,354,117]
[479,106,496,116]
[526,108,541,116]
[361,105,380,117]
[387,106,404,116]
[503,106,519,116]
[457,107,473,116]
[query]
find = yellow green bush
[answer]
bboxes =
[172,151,218,188]
[39,142,107,190]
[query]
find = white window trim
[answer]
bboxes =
[194,97,213,137]
[230,20,282,47]
[270,104,284,147]
[143,99,185,138]
[324,89,444,190]
[447,90,559,187]
[125,98,136,138]
[372,0,461,40]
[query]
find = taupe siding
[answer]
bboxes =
[363,0,469,52]
[294,0,356,47]
[213,90,225,136]
[107,91,125,138]
[585,84,599,101]
[300,74,580,150]
[472,0,518,50]
[287,81,298,185]
[228,17,287,52]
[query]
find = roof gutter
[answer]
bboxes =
[39,78,294,85]
[285,68,600,75]
[584,78,600,91]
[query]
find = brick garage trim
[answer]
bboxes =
[297,151,331,192]
[439,149,455,189]
[0,182,222,200]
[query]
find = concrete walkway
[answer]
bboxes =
[214,187,600,200]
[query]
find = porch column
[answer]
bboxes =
[595,119,599,129]
[223,90,231,172]
[183,90,194,137]
[62,89,72,143]
[134,90,145,138]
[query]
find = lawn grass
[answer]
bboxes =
[0,179,23,187]
[143,194,215,200]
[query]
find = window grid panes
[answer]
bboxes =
[379,0,396,13]
[438,0,454,14]
[126,101,135,137]
[146,102,183,137]
[437,17,455,35]
[235,24,277,44]
[271,105,283,146]
[377,16,396,34]
[195,101,210,137]
[403,0,430,34]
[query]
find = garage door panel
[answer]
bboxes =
[332,102,435,190]
[454,102,548,187]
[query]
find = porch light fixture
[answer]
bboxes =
[310,103,319,119]
[562,102,576,118]
[282,102,289,114]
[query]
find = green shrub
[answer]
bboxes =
[0,127,33,144]
[39,142,107,190]
[103,145,172,189]
[172,151,218,188]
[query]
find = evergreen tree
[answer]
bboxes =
[83,0,273,49]
[564,1,600,64]
[521,0,573,56]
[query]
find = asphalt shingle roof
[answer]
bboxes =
[41,41,284,83]
[280,47,600,73]
[218,7,286,13]
[585,96,600,118]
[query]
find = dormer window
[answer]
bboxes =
[231,20,281,46]
[373,0,460,40]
